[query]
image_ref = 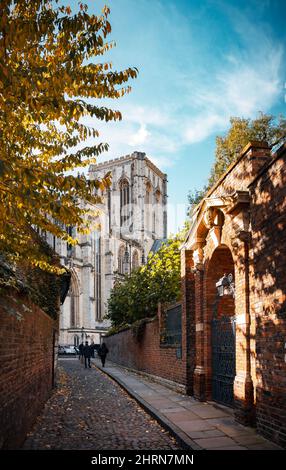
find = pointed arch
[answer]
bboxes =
[132,250,139,270]
[119,178,130,227]
[69,269,80,328]
[145,180,153,233]
[118,244,125,274]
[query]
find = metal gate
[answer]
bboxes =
[211,315,236,406]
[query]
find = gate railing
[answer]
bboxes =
[160,303,182,347]
[212,315,236,407]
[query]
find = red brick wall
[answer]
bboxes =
[184,142,286,444]
[250,145,286,447]
[104,316,187,388]
[207,141,270,200]
[0,289,58,449]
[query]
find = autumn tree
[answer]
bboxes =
[208,112,286,188]
[107,238,181,327]
[188,113,286,212]
[0,0,138,272]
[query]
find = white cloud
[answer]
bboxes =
[147,154,176,169]
[75,8,285,167]
[184,17,284,144]
[128,123,150,146]
[185,114,227,144]
[79,101,181,171]
[122,104,172,127]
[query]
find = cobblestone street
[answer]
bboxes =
[23,358,181,450]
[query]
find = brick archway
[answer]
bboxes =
[204,245,235,406]
[184,192,255,424]
[182,142,286,443]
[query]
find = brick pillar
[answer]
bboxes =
[233,234,255,425]
[241,141,271,179]
[181,249,195,395]
[192,244,207,401]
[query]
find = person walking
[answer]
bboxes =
[90,341,95,358]
[98,342,109,367]
[83,341,92,369]
[78,342,84,362]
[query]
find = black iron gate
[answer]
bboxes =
[211,315,236,406]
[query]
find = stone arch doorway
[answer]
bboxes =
[205,245,235,407]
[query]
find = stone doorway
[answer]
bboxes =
[205,245,236,407]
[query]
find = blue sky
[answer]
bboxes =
[71,0,286,234]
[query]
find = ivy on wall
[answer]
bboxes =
[0,239,69,319]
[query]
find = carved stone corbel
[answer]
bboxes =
[192,240,205,272]
[203,207,216,229]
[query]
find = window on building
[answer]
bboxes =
[120,179,130,227]
[153,190,161,236]
[107,188,111,235]
[118,245,125,274]
[152,211,156,233]
[145,181,152,233]
[70,283,75,327]
[69,275,79,328]
[132,250,139,270]
[94,233,102,320]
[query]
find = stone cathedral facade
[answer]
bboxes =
[54,151,167,346]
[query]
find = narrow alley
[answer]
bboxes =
[22,358,181,451]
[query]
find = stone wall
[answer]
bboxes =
[0,289,58,449]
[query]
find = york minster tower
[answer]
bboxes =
[56,151,167,346]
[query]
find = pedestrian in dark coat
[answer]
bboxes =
[98,342,109,367]
[90,341,95,358]
[83,341,92,368]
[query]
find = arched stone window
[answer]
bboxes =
[145,181,152,233]
[118,245,125,274]
[155,189,161,203]
[120,179,130,227]
[94,232,102,320]
[153,189,161,235]
[132,250,139,270]
[69,272,80,328]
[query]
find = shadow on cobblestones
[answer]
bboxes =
[22,359,182,450]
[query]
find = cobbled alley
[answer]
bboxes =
[23,358,182,450]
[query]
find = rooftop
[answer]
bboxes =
[89,151,167,180]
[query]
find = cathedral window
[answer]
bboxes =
[155,189,161,203]
[94,233,102,320]
[120,179,130,227]
[152,211,156,233]
[118,245,125,274]
[69,273,79,328]
[153,190,161,235]
[132,250,139,270]
[145,181,152,234]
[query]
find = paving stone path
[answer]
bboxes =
[23,358,182,450]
